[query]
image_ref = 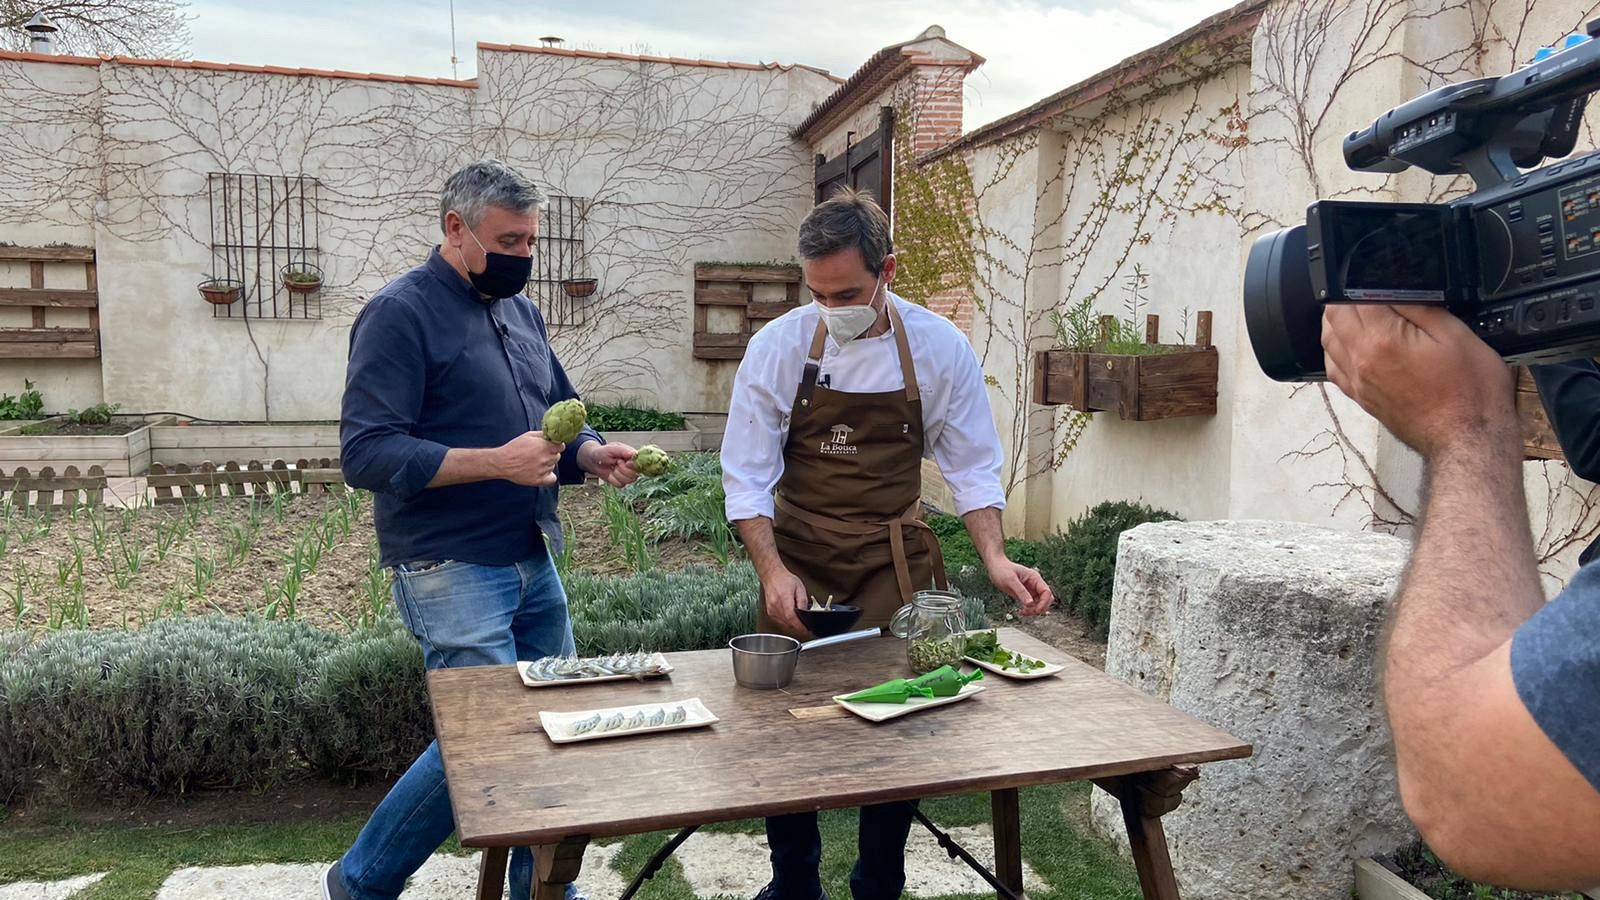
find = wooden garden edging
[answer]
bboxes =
[148,422,340,467]
[602,423,702,453]
[1032,312,1218,421]
[0,465,107,512]
[146,458,343,505]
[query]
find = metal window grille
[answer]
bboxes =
[207,173,322,320]
[530,194,590,328]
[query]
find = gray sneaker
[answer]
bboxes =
[322,860,352,900]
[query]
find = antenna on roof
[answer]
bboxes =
[448,0,459,79]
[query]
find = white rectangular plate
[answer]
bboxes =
[961,630,1064,680]
[962,654,1065,680]
[540,697,717,744]
[517,656,674,689]
[832,683,985,722]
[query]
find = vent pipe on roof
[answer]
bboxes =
[25,12,59,55]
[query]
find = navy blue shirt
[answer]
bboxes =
[340,248,600,568]
[1511,563,1600,791]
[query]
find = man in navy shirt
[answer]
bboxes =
[325,160,638,900]
[1321,303,1600,891]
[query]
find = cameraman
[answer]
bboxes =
[1321,303,1600,891]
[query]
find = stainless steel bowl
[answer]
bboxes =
[728,627,881,689]
[729,633,801,689]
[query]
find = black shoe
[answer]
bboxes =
[753,883,827,900]
[322,860,352,900]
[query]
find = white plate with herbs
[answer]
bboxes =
[518,651,674,688]
[962,631,1064,680]
[540,697,717,744]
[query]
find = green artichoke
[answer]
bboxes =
[635,445,671,477]
[541,399,587,444]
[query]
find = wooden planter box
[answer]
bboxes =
[1032,312,1218,421]
[150,422,340,467]
[0,415,176,476]
[1354,858,1429,900]
[600,423,701,453]
[1356,858,1599,900]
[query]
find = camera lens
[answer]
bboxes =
[1243,225,1326,381]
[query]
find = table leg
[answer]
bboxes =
[990,788,1025,899]
[1092,768,1198,900]
[477,847,509,900]
[533,835,591,900]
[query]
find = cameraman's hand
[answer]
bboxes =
[1322,304,1517,459]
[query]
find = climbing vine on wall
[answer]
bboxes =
[0,52,819,416]
[1252,0,1600,574]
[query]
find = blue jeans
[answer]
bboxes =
[766,801,919,900]
[339,555,578,900]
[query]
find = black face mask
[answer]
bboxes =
[461,226,532,301]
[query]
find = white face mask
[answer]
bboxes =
[815,275,883,345]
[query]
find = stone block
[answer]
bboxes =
[1089,520,1416,900]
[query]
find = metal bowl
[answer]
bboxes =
[729,633,800,689]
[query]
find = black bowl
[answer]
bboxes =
[795,604,864,638]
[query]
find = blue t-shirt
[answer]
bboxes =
[1511,563,1600,791]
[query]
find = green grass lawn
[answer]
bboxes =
[0,784,1141,900]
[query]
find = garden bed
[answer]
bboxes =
[0,414,175,477]
[0,484,728,634]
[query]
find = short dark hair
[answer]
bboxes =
[797,188,892,275]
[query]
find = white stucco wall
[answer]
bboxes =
[0,47,837,420]
[964,0,1600,582]
[969,61,1250,534]
[0,58,108,412]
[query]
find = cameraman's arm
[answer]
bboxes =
[1322,304,1600,890]
[1385,430,1600,890]
[1529,359,1600,480]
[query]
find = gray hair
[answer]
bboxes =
[439,159,546,231]
[797,188,892,275]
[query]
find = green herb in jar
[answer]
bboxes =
[909,636,964,674]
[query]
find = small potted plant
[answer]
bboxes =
[561,278,597,298]
[281,263,324,295]
[198,277,244,305]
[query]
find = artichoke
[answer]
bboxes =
[541,399,587,444]
[635,444,671,477]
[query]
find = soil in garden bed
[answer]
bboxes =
[19,420,141,436]
[1003,606,1107,670]
[1381,843,1586,900]
[0,485,725,634]
[561,484,727,574]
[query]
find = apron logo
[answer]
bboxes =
[822,423,858,455]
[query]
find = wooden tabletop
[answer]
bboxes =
[428,628,1251,848]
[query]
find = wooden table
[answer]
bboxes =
[428,629,1251,900]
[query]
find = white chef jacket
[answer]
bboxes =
[722,293,1007,521]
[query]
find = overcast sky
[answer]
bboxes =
[184,0,1238,130]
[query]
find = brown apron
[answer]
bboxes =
[758,301,949,638]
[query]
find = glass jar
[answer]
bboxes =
[889,589,968,674]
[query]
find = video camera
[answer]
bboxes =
[1244,21,1600,381]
